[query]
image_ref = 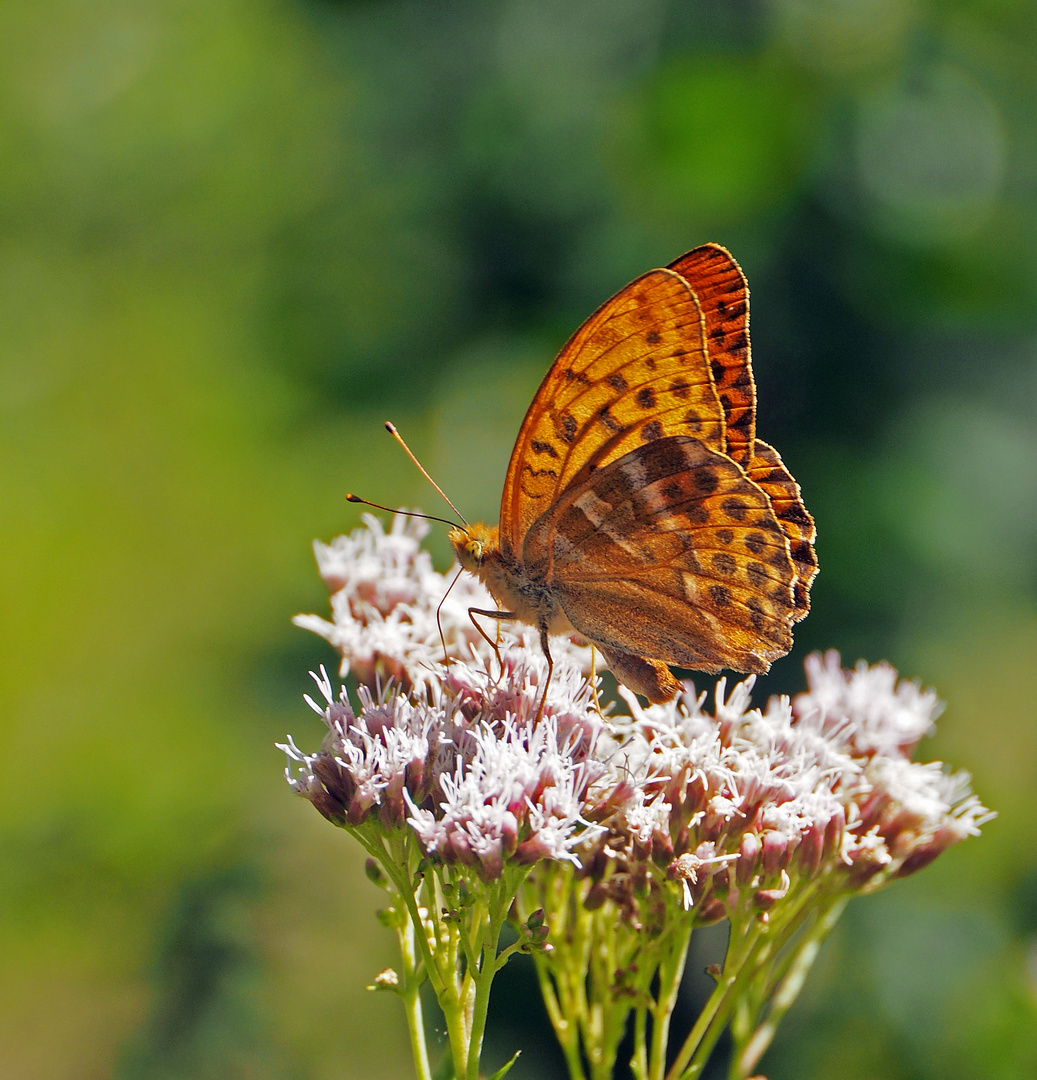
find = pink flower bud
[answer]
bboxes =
[823,806,845,860]
[737,832,760,885]
[584,881,609,910]
[797,823,823,878]
[497,813,517,857]
[761,830,789,875]
[894,824,965,878]
[696,897,728,924]
[754,870,790,910]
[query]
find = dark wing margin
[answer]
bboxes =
[747,439,817,621]
[668,244,755,470]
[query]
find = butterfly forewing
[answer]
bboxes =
[499,269,726,559]
[667,244,756,470]
[522,436,796,672]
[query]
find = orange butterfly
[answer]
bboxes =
[449,244,817,703]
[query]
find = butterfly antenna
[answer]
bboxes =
[385,421,469,526]
[345,494,460,529]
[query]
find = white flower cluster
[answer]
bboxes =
[793,649,942,758]
[291,513,492,689]
[284,515,992,903]
[293,512,592,688]
[405,709,605,878]
[279,646,607,878]
[579,659,992,920]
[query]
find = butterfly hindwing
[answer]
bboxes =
[499,269,726,560]
[522,436,796,672]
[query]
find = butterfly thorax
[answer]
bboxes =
[449,522,573,634]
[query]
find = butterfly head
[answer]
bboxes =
[449,522,501,574]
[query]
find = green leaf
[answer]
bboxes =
[486,1050,521,1080]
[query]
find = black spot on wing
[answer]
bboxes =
[692,465,719,494]
[709,584,731,608]
[747,562,768,588]
[712,552,736,575]
[598,406,622,434]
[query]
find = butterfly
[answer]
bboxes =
[449,244,817,703]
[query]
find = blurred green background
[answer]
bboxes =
[2,1,1036,1077]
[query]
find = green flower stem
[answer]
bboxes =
[586,906,620,1080]
[522,867,593,1080]
[522,868,700,1080]
[352,827,447,999]
[462,892,489,974]
[443,978,473,1080]
[631,1003,649,1080]
[727,875,829,1045]
[532,949,587,1080]
[697,896,815,1079]
[768,890,835,986]
[351,827,476,1077]
[665,873,842,1080]
[730,896,847,1080]
[347,827,445,1078]
[588,899,656,1080]
[648,917,694,1080]
[567,895,595,1053]
[398,915,434,1080]
[464,870,533,1080]
[664,915,768,1080]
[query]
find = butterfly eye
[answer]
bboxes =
[466,539,484,563]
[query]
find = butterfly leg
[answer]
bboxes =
[436,567,466,665]
[468,607,517,679]
[535,621,553,724]
[588,644,604,719]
